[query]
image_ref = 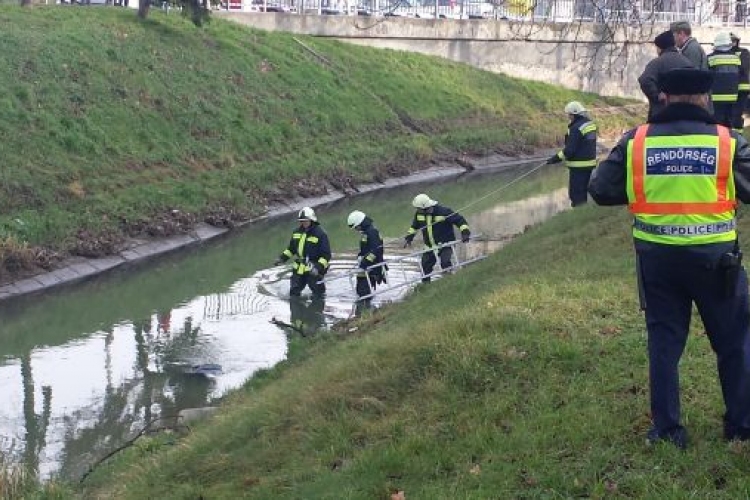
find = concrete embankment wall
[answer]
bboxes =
[219,12,750,100]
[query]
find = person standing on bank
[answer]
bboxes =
[347,210,387,300]
[589,68,750,448]
[708,32,741,127]
[545,101,598,207]
[672,21,709,70]
[404,194,471,283]
[274,207,331,298]
[731,32,750,132]
[638,30,693,122]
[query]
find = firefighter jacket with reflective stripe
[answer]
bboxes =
[708,50,741,102]
[407,205,470,248]
[732,45,750,91]
[589,103,750,247]
[279,223,332,275]
[357,217,384,271]
[556,115,598,168]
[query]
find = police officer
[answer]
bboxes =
[589,68,750,448]
[731,32,750,132]
[347,210,386,300]
[274,207,331,298]
[708,32,741,127]
[404,193,471,283]
[546,101,598,207]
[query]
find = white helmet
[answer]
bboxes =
[298,207,317,222]
[347,210,366,228]
[412,193,437,209]
[715,31,732,49]
[564,101,587,115]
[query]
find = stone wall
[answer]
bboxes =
[219,12,750,99]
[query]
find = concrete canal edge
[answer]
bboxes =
[0,151,555,304]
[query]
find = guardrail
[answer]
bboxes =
[220,0,750,27]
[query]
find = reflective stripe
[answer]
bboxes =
[292,233,301,239]
[426,215,435,247]
[318,257,328,268]
[740,83,750,91]
[712,94,739,102]
[566,159,597,168]
[297,233,307,259]
[578,121,597,136]
[708,54,741,66]
[629,124,735,214]
[407,227,416,235]
[458,224,470,232]
[416,215,426,221]
[556,151,566,160]
[282,249,293,258]
[434,216,446,222]
[365,253,376,262]
[633,218,736,236]
[307,236,319,243]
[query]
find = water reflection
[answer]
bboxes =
[0,165,569,481]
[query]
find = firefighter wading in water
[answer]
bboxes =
[274,207,331,298]
[404,193,471,283]
[347,210,387,300]
[546,101,598,207]
[589,67,750,448]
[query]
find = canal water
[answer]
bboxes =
[0,164,569,480]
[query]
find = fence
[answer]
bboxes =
[228,0,749,27]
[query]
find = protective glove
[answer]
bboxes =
[461,229,471,243]
[404,234,415,248]
[546,154,562,165]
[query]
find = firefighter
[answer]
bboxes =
[546,101,598,207]
[731,32,750,133]
[404,193,471,283]
[347,210,387,300]
[589,67,750,448]
[274,207,331,298]
[708,31,741,127]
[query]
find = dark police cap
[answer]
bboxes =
[659,68,714,95]
[654,30,675,49]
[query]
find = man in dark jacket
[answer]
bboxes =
[347,210,387,299]
[546,101,598,206]
[731,32,749,132]
[639,30,693,121]
[589,68,750,449]
[672,21,709,70]
[404,193,471,283]
[708,31,741,127]
[274,206,332,298]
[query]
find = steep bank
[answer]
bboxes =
[0,6,638,281]
[77,206,750,498]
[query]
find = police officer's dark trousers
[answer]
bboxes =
[421,247,453,283]
[637,242,750,436]
[713,101,736,127]
[568,167,594,206]
[290,272,325,298]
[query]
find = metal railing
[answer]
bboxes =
[223,0,750,27]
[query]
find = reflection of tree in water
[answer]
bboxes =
[55,315,215,481]
[21,353,52,477]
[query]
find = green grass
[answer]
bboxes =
[0,5,637,269]
[73,205,750,499]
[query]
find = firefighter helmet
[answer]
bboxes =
[347,210,366,228]
[412,193,438,209]
[297,207,317,222]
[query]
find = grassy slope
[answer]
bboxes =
[0,5,634,261]
[75,206,750,499]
